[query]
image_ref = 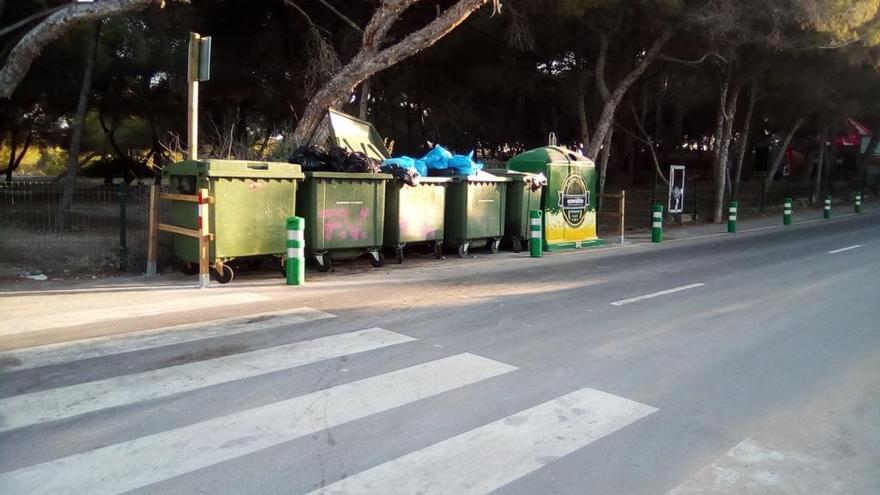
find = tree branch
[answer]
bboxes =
[293,0,490,144]
[315,0,363,33]
[627,103,668,185]
[281,0,332,35]
[0,0,177,99]
[656,51,720,66]
[595,33,610,101]
[0,6,66,38]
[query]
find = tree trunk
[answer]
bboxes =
[292,0,490,145]
[763,117,805,198]
[576,71,590,151]
[586,28,674,160]
[0,0,168,99]
[669,79,687,150]
[812,127,829,205]
[732,81,756,201]
[710,81,728,223]
[597,125,613,212]
[57,23,99,230]
[713,81,742,223]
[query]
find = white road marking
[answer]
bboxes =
[0,292,270,336]
[610,283,705,306]
[667,438,841,494]
[312,387,656,495]
[0,307,336,371]
[0,327,415,432]
[0,353,516,495]
[828,244,861,254]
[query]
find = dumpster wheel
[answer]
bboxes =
[433,241,445,260]
[457,242,470,258]
[214,263,234,284]
[489,238,501,254]
[511,237,523,253]
[369,251,385,268]
[394,246,405,265]
[314,254,332,273]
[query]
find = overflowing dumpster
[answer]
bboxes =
[444,174,509,257]
[164,159,304,283]
[485,169,544,252]
[327,109,451,263]
[506,146,603,250]
[384,177,451,262]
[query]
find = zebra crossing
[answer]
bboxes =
[0,306,658,494]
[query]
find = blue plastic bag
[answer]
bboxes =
[448,151,484,176]
[422,145,453,170]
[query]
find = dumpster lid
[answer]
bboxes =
[164,160,304,179]
[328,109,390,161]
[483,168,533,182]
[304,171,393,180]
[506,146,595,173]
[450,171,510,183]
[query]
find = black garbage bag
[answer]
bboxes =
[326,146,349,170]
[342,151,382,173]
[289,145,329,171]
[291,145,382,173]
[384,164,420,186]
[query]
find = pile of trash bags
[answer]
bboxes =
[381,145,484,183]
[290,143,485,187]
[289,145,382,174]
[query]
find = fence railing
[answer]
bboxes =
[0,179,168,275]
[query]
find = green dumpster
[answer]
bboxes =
[327,108,451,264]
[444,174,509,257]
[485,169,544,253]
[164,159,304,283]
[295,171,392,272]
[507,146,603,251]
[384,177,452,263]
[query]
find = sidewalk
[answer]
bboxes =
[1,201,875,352]
[619,199,878,243]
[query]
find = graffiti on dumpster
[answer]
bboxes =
[320,206,371,240]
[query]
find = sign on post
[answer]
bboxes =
[667,165,685,214]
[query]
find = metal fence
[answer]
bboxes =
[0,179,167,276]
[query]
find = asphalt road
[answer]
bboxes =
[1,211,879,494]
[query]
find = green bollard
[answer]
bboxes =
[286,216,305,286]
[855,192,862,214]
[783,197,792,225]
[727,201,738,233]
[529,209,543,258]
[824,195,832,219]
[651,204,663,243]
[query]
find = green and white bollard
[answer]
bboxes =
[783,197,792,225]
[651,204,663,243]
[727,201,738,233]
[286,216,305,286]
[855,192,862,214]
[529,209,543,258]
[824,195,832,219]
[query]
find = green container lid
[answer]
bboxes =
[164,159,304,179]
[449,173,510,184]
[328,109,390,161]
[506,146,594,173]
[303,171,392,180]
